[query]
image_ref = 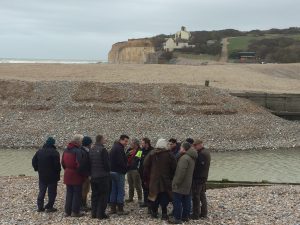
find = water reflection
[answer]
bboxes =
[0,148,299,183]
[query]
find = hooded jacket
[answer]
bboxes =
[61,143,85,185]
[172,148,198,195]
[32,144,61,184]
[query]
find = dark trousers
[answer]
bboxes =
[65,185,82,215]
[91,177,110,218]
[37,180,57,210]
[151,192,170,214]
[173,192,191,220]
[143,187,149,204]
[192,182,208,217]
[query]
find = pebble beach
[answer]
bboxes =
[0,176,299,225]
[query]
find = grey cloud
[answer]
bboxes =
[0,0,299,60]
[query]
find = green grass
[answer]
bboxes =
[228,34,300,55]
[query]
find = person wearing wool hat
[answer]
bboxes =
[80,136,93,211]
[32,137,61,213]
[143,138,177,220]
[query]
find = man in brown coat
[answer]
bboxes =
[143,138,177,220]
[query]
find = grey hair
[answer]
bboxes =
[131,138,140,146]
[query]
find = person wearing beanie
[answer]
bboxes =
[169,142,198,224]
[143,138,177,220]
[61,134,85,217]
[32,137,61,213]
[80,136,93,211]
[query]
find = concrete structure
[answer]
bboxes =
[163,26,195,52]
[231,92,300,120]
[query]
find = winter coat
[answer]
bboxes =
[109,142,127,174]
[78,146,90,177]
[89,143,110,179]
[138,146,154,180]
[32,144,61,184]
[61,143,85,185]
[126,148,143,171]
[193,148,211,183]
[172,148,198,195]
[143,148,177,201]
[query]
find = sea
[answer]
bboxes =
[0,58,106,64]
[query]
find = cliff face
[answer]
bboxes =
[108,39,158,64]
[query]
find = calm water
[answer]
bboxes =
[0,148,299,183]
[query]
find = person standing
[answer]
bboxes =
[139,137,154,209]
[125,138,143,204]
[168,138,180,158]
[191,140,211,220]
[32,137,61,213]
[169,142,197,224]
[143,138,177,220]
[80,136,93,210]
[89,135,110,220]
[109,135,130,215]
[61,134,85,217]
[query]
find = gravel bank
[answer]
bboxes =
[0,176,299,225]
[0,80,299,150]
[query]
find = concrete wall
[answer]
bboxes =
[231,92,300,119]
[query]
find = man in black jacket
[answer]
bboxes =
[139,137,154,208]
[109,134,129,215]
[32,137,61,212]
[89,135,110,220]
[191,139,211,220]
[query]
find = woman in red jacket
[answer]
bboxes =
[61,134,85,217]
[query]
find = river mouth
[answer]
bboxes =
[0,148,299,183]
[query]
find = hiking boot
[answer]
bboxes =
[46,208,57,213]
[182,217,189,222]
[71,212,85,217]
[99,213,110,220]
[125,199,134,203]
[168,217,183,224]
[117,204,129,215]
[109,203,117,214]
[161,213,169,220]
[190,214,200,220]
[147,206,152,215]
[64,213,71,217]
[37,208,45,212]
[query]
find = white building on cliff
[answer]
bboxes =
[163,26,195,52]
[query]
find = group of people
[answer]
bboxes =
[32,134,211,224]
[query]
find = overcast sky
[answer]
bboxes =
[0,0,299,60]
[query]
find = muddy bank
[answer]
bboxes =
[0,80,299,150]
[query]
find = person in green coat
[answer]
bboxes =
[169,142,197,224]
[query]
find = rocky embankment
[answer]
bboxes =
[0,176,299,225]
[108,38,158,64]
[0,79,299,150]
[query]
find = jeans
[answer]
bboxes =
[109,172,125,204]
[65,185,82,215]
[127,170,143,200]
[91,176,110,218]
[192,182,208,217]
[37,180,57,210]
[173,192,192,220]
